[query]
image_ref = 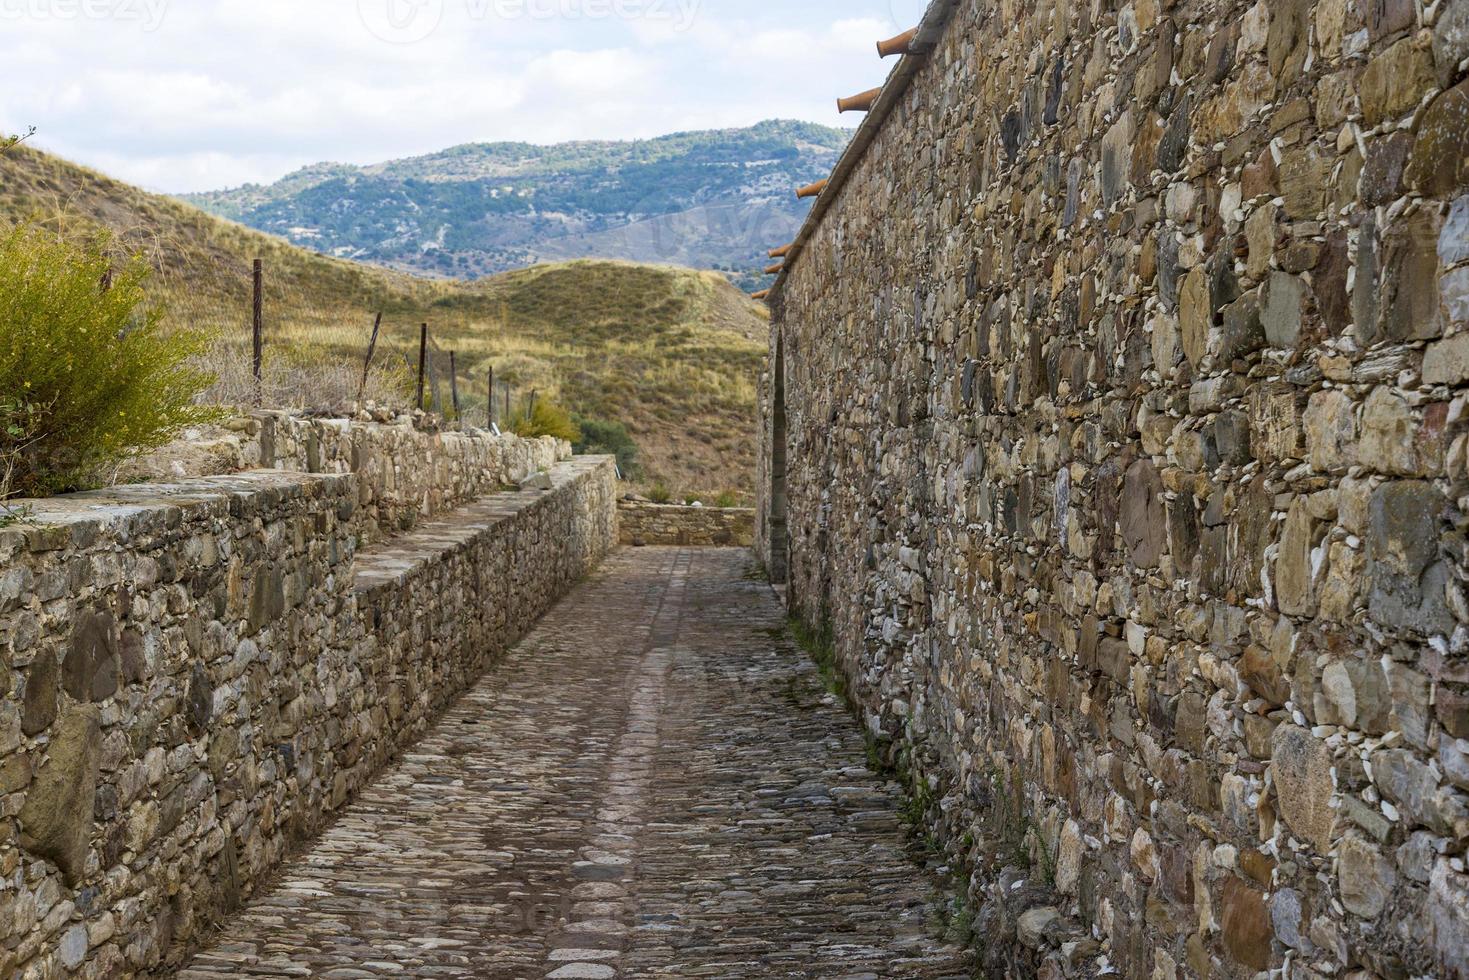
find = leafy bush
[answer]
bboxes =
[506,397,580,442]
[714,490,741,509]
[648,483,672,504]
[0,226,216,499]
[574,415,640,477]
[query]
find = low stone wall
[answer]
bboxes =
[0,455,616,977]
[617,501,754,548]
[353,459,617,766]
[127,412,570,546]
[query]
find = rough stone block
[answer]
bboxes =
[1261,272,1305,348]
[1431,859,1469,978]
[19,704,102,886]
[1406,79,1469,195]
[1379,210,1444,342]
[1338,834,1397,918]
[1272,725,1337,852]
[62,611,119,704]
[1424,332,1469,385]
[1221,876,1274,970]
[21,652,59,736]
[1358,387,1420,475]
[1120,461,1166,569]
[1218,292,1266,363]
[1360,38,1436,126]
[1367,482,1454,635]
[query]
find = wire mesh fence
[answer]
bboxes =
[150,252,526,424]
[159,263,413,413]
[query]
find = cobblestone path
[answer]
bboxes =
[176,548,972,980]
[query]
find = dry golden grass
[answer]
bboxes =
[0,144,769,495]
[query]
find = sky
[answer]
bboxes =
[0,0,932,193]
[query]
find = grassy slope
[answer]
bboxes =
[0,144,768,496]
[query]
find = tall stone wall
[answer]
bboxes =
[760,0,1469,976]
[0,450,616,977]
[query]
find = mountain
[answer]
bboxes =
[179,120,850,290]
[0,143,769,498]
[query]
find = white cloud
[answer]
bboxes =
[0,0,910,193]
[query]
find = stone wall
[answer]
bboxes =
[128,411,569,546]
[760,0,1469,976]
[0,446,616,977]
[618,501,755,548]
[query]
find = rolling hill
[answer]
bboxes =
[179,120,849,291]
[0,142,769,497]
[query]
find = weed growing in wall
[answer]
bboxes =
[782,610,984,959]
[787,614,846,702]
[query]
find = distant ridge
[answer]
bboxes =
[180,120,851,290]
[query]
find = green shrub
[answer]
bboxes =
[0,226,216,499]
[574,415,640,477]
[714,490,740,509]
[648,483,672,504]
[506,397,580,442]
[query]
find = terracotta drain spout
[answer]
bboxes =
[877,28,918,57]
[837,87,882,113]
[796,179,829,199]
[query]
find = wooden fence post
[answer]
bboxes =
[415,323,428,410]
[449,351,461,421]
[358,312,383,406]
[252,259,264,406]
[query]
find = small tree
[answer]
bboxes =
[0,226,217,499]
